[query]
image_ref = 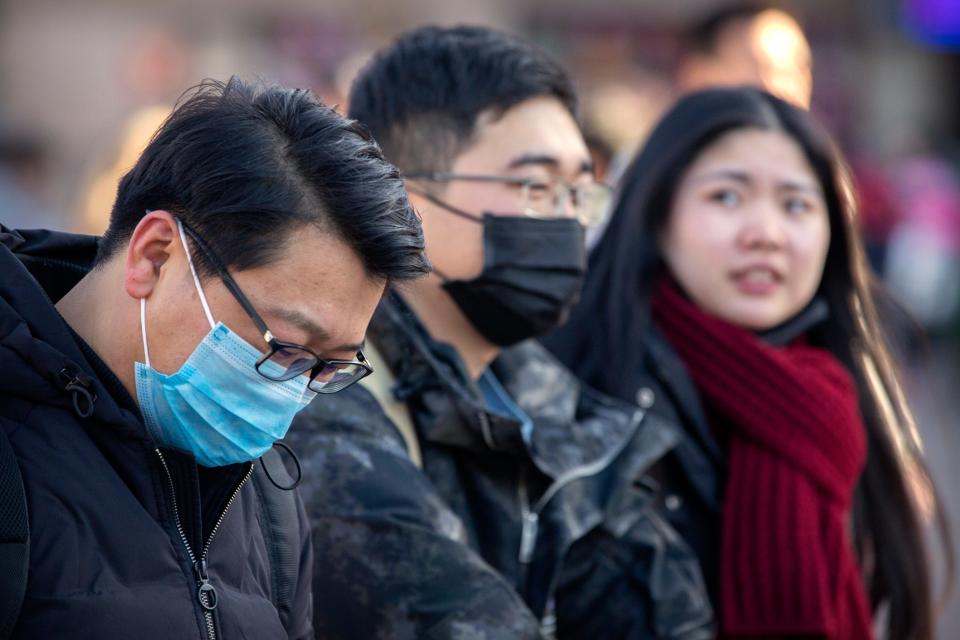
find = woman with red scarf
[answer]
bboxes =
[546,88,950,639]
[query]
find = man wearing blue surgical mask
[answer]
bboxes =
[0,78,428,639]
[289,26,714,639]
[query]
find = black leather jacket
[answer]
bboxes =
[634,330,726,605]
[289,293,715,639]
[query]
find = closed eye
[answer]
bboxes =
[524,180,553,202]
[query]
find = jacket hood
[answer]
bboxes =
[0,225,145,440]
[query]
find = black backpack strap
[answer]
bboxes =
[0,427,29,639]
[251,447,301,634]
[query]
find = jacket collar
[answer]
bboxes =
[369,292,527,455]
[368,292,663,481]
[645,329,722,462]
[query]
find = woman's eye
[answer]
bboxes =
[710,189,740,208]
[785,197,812,215]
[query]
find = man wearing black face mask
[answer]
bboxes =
[288,26,715,639]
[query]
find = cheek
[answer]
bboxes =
[662,208,734,290]
[790,219,831,288]
[145,296,216,373]
[421,208,485,280]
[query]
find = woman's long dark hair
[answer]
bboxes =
[547,87,951,640]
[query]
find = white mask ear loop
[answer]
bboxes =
[176,219,216,330]
[140,297,151,367]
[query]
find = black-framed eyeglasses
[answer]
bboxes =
[178,222,373,394]
[406,172,612,227]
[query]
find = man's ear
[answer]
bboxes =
[123,210,180,301]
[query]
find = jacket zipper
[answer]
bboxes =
[517,407,647,566]
[518,473,539,565]
[516,407,646,639]
[156,449,254,640]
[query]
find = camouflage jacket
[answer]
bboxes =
[288,293,715,639]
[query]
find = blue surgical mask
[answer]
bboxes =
[134,221,317,467]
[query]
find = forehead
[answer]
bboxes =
[452,96,588,174]
[685,128,818,183]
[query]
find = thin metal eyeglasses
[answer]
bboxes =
[405,172,612,227]
[178,222,373,394]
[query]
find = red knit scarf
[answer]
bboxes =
[652,280,873,639]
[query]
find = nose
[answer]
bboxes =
[737,207,785,251]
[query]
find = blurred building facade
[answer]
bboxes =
[0,0,957,234]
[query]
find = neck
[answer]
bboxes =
[56,263,141,402]
[399,273,499,380]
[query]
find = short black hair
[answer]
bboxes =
[685,3,788,55]
[97,77,429,282]
[348,25,577,174]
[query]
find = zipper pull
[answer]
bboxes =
[195,559,218,611]
[519,511,539,564]
[540,597,558,640]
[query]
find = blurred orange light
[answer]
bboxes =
[749,10,813,109]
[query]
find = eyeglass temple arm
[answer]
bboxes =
[178,222,273,342]
[404,184,482,223]
[405,172,529,185]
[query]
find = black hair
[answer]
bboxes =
[347,25,577,174]
[547,87,951,640]
[97,77,429,282]
[685,2,788,55]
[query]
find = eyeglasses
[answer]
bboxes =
[406,172,612,227]
[178,222,373,394]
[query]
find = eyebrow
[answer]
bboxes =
[689,169,751,186]
[691,170,822,195]
[266,306,365,354]
[777,180,822,196]
[506,153,594,177]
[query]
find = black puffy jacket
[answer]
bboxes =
[288,293,715,639]
[0,226,313,639]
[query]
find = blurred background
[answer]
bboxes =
[1,0,958,634]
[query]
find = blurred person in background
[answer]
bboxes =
[0,78,428,638]
[851,156,903,274]
[0,130,62,230]
[585,3,814,249]
[676,2,813,109]
[78,105,172,235]
[288,25,715,640]
[546,87,951,640]
[883,144,960,336]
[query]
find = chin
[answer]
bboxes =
[714,304,790,332]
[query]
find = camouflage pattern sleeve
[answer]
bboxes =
[287,385,545,640]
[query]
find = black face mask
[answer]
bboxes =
[441,212,587,347]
